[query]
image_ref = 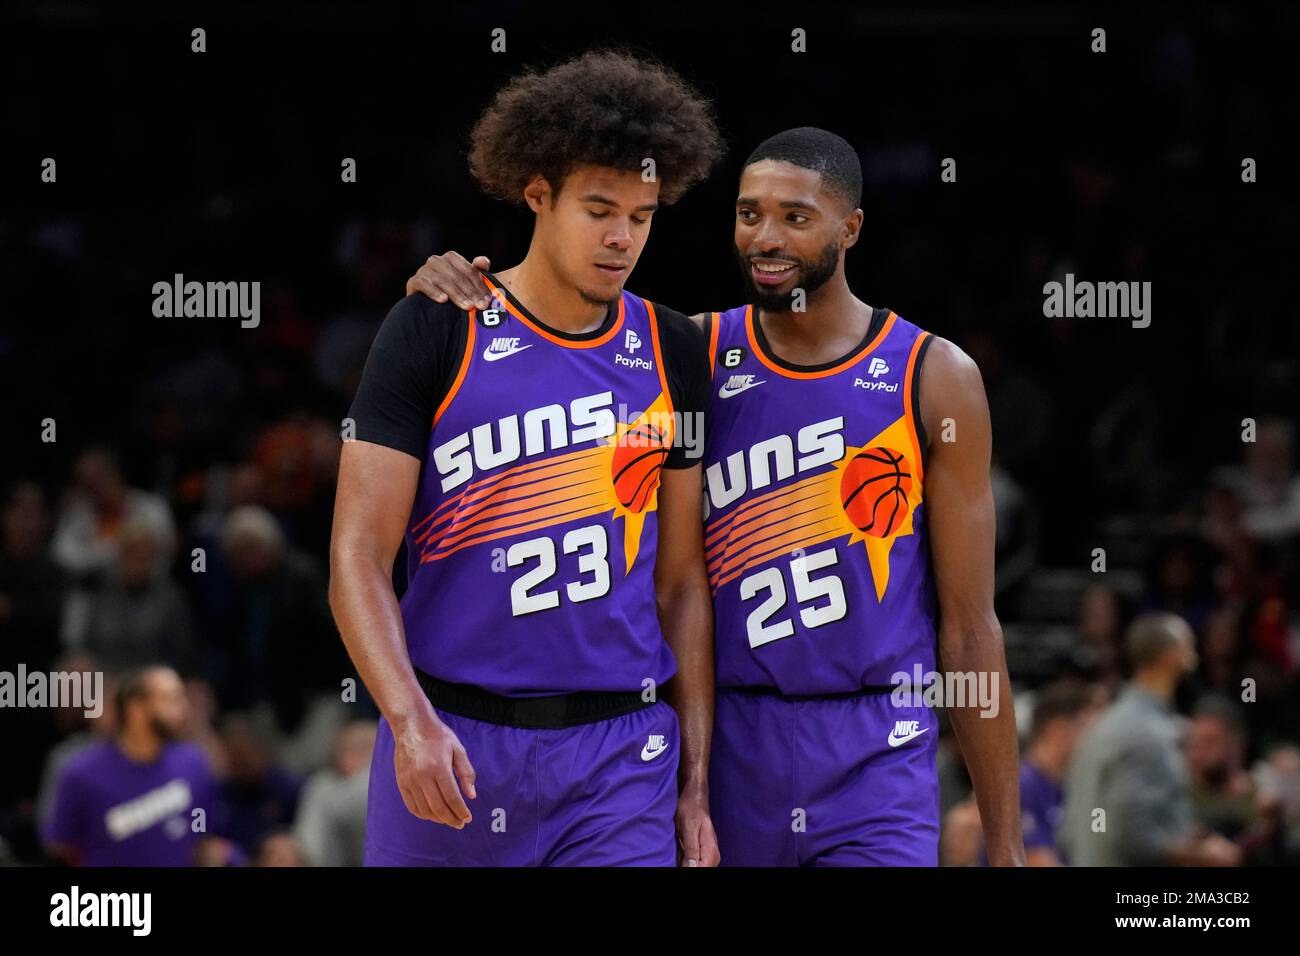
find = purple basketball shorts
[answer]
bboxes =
[365,701,679,866]
[709,688,939,866]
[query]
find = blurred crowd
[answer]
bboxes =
[0,254,1295,866]
[2,10,1298,866]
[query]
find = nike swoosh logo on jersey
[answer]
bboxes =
[717,378,765,398]
[886,725,929,748]
[641,741,669,761]
[482,343,533,362]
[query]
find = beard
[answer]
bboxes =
[576,284,621,309]
[734,238,841,312]
[149,713,180,742]
[1201,762,1232,788]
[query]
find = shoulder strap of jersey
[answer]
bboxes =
[638,296,675,418]
[433,308,477,426]
[901,321,934,482]
[705,311,721,378]
[708,306,753,377]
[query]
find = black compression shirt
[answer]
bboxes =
[347,290,710,468]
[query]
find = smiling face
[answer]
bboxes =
[733,159,861,312]
[527,164,660,307]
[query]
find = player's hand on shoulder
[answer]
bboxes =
[405,251,493,310]
[391,709,478,828]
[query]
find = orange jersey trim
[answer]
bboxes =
[903,331,931,486]
[645,299,674,418]
[480,275,625,349]
[745,306,897,380]
[433,314,476,426]
[706,312,721,379]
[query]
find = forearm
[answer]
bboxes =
[657,579,715,792]
[328,550,434,733]
[939,621,1025,865]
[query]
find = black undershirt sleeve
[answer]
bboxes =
[654,304,710,469]
[347,294,468,461]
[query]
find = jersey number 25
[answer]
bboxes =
[739,546,847,648]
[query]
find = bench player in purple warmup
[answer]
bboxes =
[330,52,723,866]
[408,127,1025,866]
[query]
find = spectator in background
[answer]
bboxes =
[940,799,984,867]
[1201,477,1258,601]
[293,720,375,866]
[1185,697,1267,851]
[1059,613,1241,866]
[192,835,251,867]
[0,481,65,672]
[35,653,117,828]
[53,449,176,649]
[52,448,175,582]
[256,830,309,867]
[215,715,301,857]
[212,505,340,732]
[0,481,67,827]
[1194,604,1247,697]
[1018,680,1105,865]
[182,676,227,777]
[76,517,195,672]
[251,417,339,558]
[43,665,218,866]
[1139,535,1217,637]
[1076,583,1126,691]
[1253,745,1300,864]
[944,680,1106,867]
[1223,419,1300,543]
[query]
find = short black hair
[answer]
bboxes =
[1029,679,1094,742]
[1193,694,1246,739]
[115,666,157,721]
[469,50,724,205]
[744,127,862,208]
[1124,612,1192,669]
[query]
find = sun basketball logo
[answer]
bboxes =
[611,422,671,512]
[840,446,913,536]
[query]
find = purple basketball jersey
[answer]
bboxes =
[400,278,677,696]
[704,305,938,694]
[43,740,216,866]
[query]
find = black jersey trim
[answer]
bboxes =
[482,272,620,342]
[911,332,935,474]
[751,305,891,374]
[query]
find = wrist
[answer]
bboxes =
[388,701,441,738]
[678,769,710,801]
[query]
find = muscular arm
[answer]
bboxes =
[654,463,719,865]
[919,337,1025,866]
[329,442,427,731]
[329,440,476,827]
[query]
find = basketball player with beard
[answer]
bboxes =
[43,666,220,866]
[406,127,1024,866]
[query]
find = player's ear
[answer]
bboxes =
[842,207,865,249]
[523,176,550,214]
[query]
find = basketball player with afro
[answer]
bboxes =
[330,51,724,866]
[408,127,1026,866]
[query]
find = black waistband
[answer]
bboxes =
[415,670,654,729]
[717,684,897,701]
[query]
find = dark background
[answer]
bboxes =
[1,1,1298,865]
